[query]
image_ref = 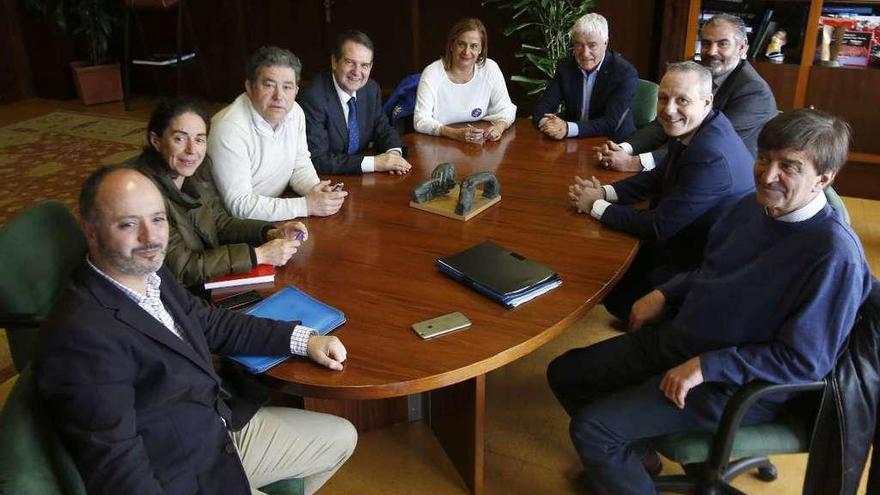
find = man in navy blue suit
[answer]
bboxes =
[531,13,638,142]
[36,165,357,494]
[597,14,776,172]
[569,61,754,321]
[298,30,411,176]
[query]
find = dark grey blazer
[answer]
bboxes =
[298,70,402,175]
[626,61,776,163]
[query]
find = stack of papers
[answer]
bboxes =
[437,241,562,308]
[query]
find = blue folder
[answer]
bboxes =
[227,286,346,373]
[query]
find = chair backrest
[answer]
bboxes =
[632,79,659,129]
[824,185,850,225]
[0,366,87,495]
[0,201,86,370]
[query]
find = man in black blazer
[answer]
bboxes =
[36,165,356,495]
[531,13,638,143]
[298,30,410,176]
[570,62,754,321]
[597,13,776,171]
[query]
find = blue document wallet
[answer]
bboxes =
[437,241,562,308]
[227,286,346,373]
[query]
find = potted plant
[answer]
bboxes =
[484,0,595,95]
[25,0,123,105]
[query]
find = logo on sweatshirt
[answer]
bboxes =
[471,108,483,118]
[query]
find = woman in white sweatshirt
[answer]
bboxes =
[414,17,517,143]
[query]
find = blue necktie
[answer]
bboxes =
[347,97,359,154]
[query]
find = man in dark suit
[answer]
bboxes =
[36,165,356,495]
[531,13,638,143]
[570,61,754,321]
[597,13,776,171]
[298,30,411,176]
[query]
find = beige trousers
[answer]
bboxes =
[231,407,358,495]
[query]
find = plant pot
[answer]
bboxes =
[70,62,123,105]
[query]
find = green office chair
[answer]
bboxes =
[0,365,87,495]
[0,366,304,495]
[632,79,659,129]
[825,185,850,225]
[0,200,87,371]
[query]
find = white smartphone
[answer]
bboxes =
[411,312,472,339]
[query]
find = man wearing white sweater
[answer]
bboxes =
[209,46,347,221]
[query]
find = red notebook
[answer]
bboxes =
[204,264,275,290]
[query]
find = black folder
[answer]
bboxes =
[437,241,561,308]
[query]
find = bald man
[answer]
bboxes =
[35,165,356,495]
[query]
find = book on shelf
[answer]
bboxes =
[132,52,196,66]
[227,286,347,373]
[437,240,562,309]
[204,264,275,290]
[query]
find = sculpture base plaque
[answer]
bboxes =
[409,185,501,221]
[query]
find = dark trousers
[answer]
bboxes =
[602,244,690,322]
[546,322,780,495]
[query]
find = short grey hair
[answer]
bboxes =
[665,61,713,97]
[758,109,852,176]
[571,13,608,40]
[703,14,748,46]
[246,46,302,83]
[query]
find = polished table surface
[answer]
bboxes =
[263,119,639,400]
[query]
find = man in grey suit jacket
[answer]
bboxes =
[298,30,411,176]
[597,14,776,172]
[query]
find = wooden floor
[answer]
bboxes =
[0,98,877,494]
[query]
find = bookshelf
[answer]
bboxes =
[681,0,880,198]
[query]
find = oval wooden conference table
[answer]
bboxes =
[262,119,638,494]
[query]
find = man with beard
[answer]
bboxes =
[35,165,357,495]
[597,13,776,171]
[569,62,753,321]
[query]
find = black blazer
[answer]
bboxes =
[603,110,755,267]
[298,71,402,175]
[35,263,295,495]
[531,50,638,142]
[626,61,776,162]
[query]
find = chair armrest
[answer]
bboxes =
[0,313,43,328]
[707,380,825,471]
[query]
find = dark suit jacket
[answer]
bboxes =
[603,109,754,267]
[298,71,402,175]
[626,61,776,162]
[531,50,638,142]
[35,263,295,495]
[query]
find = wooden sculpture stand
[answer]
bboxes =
[409,184,501,221]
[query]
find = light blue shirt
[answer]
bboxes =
[567,56,605,138]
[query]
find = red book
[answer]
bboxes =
[204,264,275,290]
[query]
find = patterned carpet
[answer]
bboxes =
[0,111,146,224]
[0,111,147,391]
